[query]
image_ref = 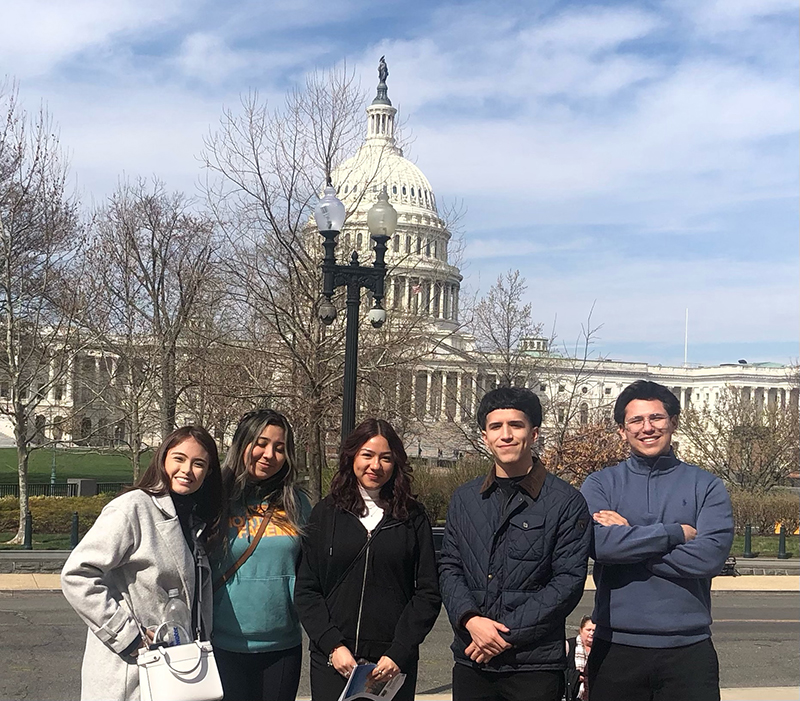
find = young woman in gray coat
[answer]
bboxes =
[61,425,223,701]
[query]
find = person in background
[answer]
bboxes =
[62,425,223,701]
[210,408,311,701]
[565,616,595,701]
[581,380,734,701]
[439,386,591,701]
[295,418,441,701]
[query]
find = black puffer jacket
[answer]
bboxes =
[439,461,591,672]
[294,496,441,671]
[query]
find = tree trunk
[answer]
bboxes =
[160,344,177,440]
[306,420,326,503]
[9,411,29,544]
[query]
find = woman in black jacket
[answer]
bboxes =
[295,418,441,701]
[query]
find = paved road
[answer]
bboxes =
[0,591,797,700]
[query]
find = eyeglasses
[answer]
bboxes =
[624,414,670,431]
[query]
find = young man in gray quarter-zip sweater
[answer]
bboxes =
[580,380,734,701]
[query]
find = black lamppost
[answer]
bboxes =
[315,183,398,442]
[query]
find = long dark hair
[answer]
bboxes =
[330,418,414,521]
[219,408,304,537]
[134,425,223,543]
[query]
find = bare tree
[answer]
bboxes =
[442,269,549,455]
[679,385,799,493]
[0,83,85,542]
[471,270,544,388]
[202,65,439,499]
[82,178,217,471]
[542,418,629,486]
[539,305,614,464]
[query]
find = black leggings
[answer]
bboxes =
[215,644,302,701]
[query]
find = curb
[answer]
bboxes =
[292,691,800,701]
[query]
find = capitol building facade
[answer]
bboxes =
[0,68,795,455]
[325,69,798,456]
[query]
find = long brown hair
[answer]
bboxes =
[133,425,223,543]
[330,418,414,521]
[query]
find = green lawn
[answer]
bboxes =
[0,532,72,549]
[730,534,798,558]
[0,447,150,484]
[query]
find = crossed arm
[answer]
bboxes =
[581,474,733,578]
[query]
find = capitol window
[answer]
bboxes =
[411,187,415,197]
[402,186,407,195]
[392,185,397,195]
[393,235,399,252]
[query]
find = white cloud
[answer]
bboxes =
[672,0,798,32]
[464,236,593,260]
[174,33,249,84]
[0,0,186,78]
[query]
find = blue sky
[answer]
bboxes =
[2,0,797,367]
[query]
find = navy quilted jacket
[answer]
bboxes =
[439,460,591,672]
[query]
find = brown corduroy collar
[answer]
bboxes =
[479,457,546,500]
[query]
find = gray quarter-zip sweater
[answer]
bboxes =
[580,450,733,648]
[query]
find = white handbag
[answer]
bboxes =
[126,537,223,701]
[137,640,223,701]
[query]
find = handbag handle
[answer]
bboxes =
[160,642,205,675]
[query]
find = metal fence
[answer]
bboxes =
[96,482,128,494]
[0,483,79,498]
[0,482,129,498]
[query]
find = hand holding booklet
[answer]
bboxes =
[337,663,406,701]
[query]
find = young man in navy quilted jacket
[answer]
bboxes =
[581,380,734,701]
[439,387,592,701]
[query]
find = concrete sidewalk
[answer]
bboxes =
[296,690,800,701]
[1,573,798,592]
[720,689,799,701]
[300,688,800,701]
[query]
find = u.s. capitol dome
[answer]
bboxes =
[330,67,463,334]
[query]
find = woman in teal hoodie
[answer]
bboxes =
[210,409,311,701]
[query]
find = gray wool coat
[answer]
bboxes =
[61,490,213,701]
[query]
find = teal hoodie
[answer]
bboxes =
[211,490,312,653]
